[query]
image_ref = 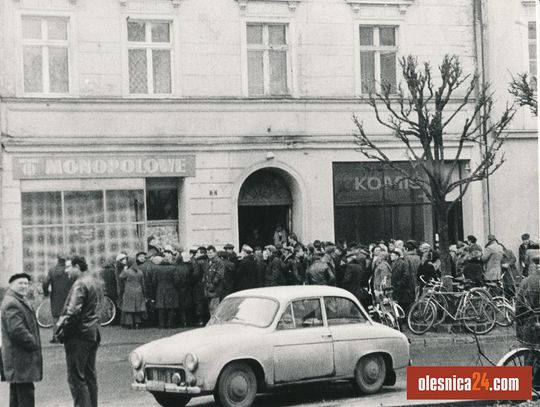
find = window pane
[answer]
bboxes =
[66,225,106,270]
[531,61,538,77]
[128,21,146,42]
[380,51,397,91]
[292,299,323,328]
[146,188,178,221]
[63,191,104,224]
[49,47,69,93]
[380,27,396,46]
[269,50,288,95]
[151,22,170,43]
[360,51,375,93]
[269,25,286,45]
[247,50,264,95]
[247,24,263,44]
[106,190,145,223]
[22,17,42,40]
[106,224,145,261]
[128,49,148,94]
[325,297,365,325]
[529,22,536,40]
[47,18,68,40]
[22,192,63,225]
[359,27,374,46]
[23,46,43,93]
[152,49,172,93]
[529,44,537,60]
[23,226,63,277]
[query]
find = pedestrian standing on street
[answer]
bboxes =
[235,245,259,291]
[60,256,102,407]
[264,245,285,286]
[191,247,209,325]
[176,252,193,327]
[342,251,371,309]
[273,224,288,247]
[306,252,335,286]
[372,252,393,299]
[42,253,74,343]
[462,244,484,286]
[203,246,225,316]
[219,250,236,298]
[390,248,414,313]
[519,233,539,277]
[119,262,146,330]
[403,241,421,299]
[1,273,42,407]
[482,234,504,282]
[152,249,180,329]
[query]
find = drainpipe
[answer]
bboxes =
[473,0,492,237]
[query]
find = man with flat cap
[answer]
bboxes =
[1,273,43,407]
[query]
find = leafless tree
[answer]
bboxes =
[353,54,515,289]
[509,72,537,116]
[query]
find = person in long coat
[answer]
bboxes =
[191,247,209,325]
[482,235,504,282]
[372,252,393,299]
[1,273,43,407]
[152,251,180,329]
[119,265,146,329]
[342,253,371,309]
[390,248,414,312]
[235,245,259,291]
[176,253,193,327]
[264,245,286,286]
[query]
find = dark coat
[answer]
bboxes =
[235,255,259,291]
[463,258,484,286]
[265,255,285,287]
[203,257,226,298]
[42,262,74,318]
[191,257,208,302]
[306,260,335,286]
[119,267,146,313]
[283,254,302,285]
[516,273,540,345]
[391,257,414,307]
[102,261,123,302]
[176,261,193,309]
[1,289,43,383]
[221,256,236,297]
[152,262,180,309]
[342,260,370,307]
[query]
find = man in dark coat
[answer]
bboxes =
[282,246,302,285]
[42,253,74,342]
[191,247,209,325]
[1,273,43,407]
[390,248,414,312]
[60,256,102,407]
[203,246,225,316]
[219,250,236,298]
[176,252,193,327]
[152,250,180,329]
[342,253,371,309]
[462,244,484,286]
[235,245,259,291]
[264,245,285,286]
[306,253,335,286]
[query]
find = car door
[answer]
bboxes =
[273,297,335,383]
[323,296,372,377]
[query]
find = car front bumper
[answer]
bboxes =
[132,382,202,394]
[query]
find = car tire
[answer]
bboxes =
[217,362,257,407]
[150,391,192,407]
[353,354,386,395]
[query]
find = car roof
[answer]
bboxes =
[226,285,357,304]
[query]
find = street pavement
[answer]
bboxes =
[0,325,530,407]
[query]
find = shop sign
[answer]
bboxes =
[333,162,427,205]
[12,155,196,179]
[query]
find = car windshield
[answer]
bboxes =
[207,297,279,328]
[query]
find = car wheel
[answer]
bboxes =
[354,354,386,394]
[150,391,192,407]
[217,362,257,407]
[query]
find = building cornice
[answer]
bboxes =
[345,0,415,14]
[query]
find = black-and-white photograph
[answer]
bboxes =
[0,0,538,406]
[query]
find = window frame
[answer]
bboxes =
[276,297,325,330]
[527,21,537,79]
[355,23,400,96]
[242,18,295,97]
[17,12,76,97]
[121,15,177,97]
[323,296,369,326]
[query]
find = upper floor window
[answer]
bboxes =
[246,23,289,96]
[22,16,70,94]
[359,26,398,94]
[127,20,172,95]
[528,21,536,77]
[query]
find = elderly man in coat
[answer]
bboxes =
[390,248,414,312]
[1,273,43,407]
[152,250,180,329]
[482,234,504,282]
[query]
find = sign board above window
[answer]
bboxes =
[12,155,196,179]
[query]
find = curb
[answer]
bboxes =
[409,333,515,347]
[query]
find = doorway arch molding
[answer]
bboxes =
[231,160,310,249]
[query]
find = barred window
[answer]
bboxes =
[127,20,172,94]
[21,16,70,94]
[359,26,398,94]
[246,23,289,96]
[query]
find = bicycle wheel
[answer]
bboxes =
[36,300,54,328]
[407,300,436,335]
[492,296,514,327]
[461,296,496,335]
[99,296,116,326]
[497,348,540,391]
[432,295,449,327]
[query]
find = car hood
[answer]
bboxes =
[135,324,262,365]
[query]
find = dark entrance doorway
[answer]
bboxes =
[238,169,292,248]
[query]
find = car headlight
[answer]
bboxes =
[129,351,143,370]
[184,353,198,372]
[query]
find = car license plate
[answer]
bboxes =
[146,381,165,392]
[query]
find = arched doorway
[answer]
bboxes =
[238,169,292,248]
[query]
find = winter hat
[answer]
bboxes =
[469,244,482,253]
[9,273,31,284]
[264,245,277,253]
[116,253,127,262]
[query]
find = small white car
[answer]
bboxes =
[130,286,410,407]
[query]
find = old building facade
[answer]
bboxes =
[0,0,537,285]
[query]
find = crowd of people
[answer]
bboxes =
[93,231,540,330]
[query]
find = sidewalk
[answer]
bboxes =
[40,324,517,349]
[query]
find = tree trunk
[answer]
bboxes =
[435,203,453,292]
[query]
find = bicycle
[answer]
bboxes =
[368,286,405,331]
[36,295,117,328]
[407,276,497,335]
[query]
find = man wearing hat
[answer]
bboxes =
[42,253,75,343]
[235,245,259,291]
[482,234,504,282]
[390,248,414,313]
[264,245,285,286]
[463,244,484,286]
[282,246,301,285]
[1,273,42,407]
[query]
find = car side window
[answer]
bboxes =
[277,303,295,330]
[324,296,366,326]
[291,298,323,328]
